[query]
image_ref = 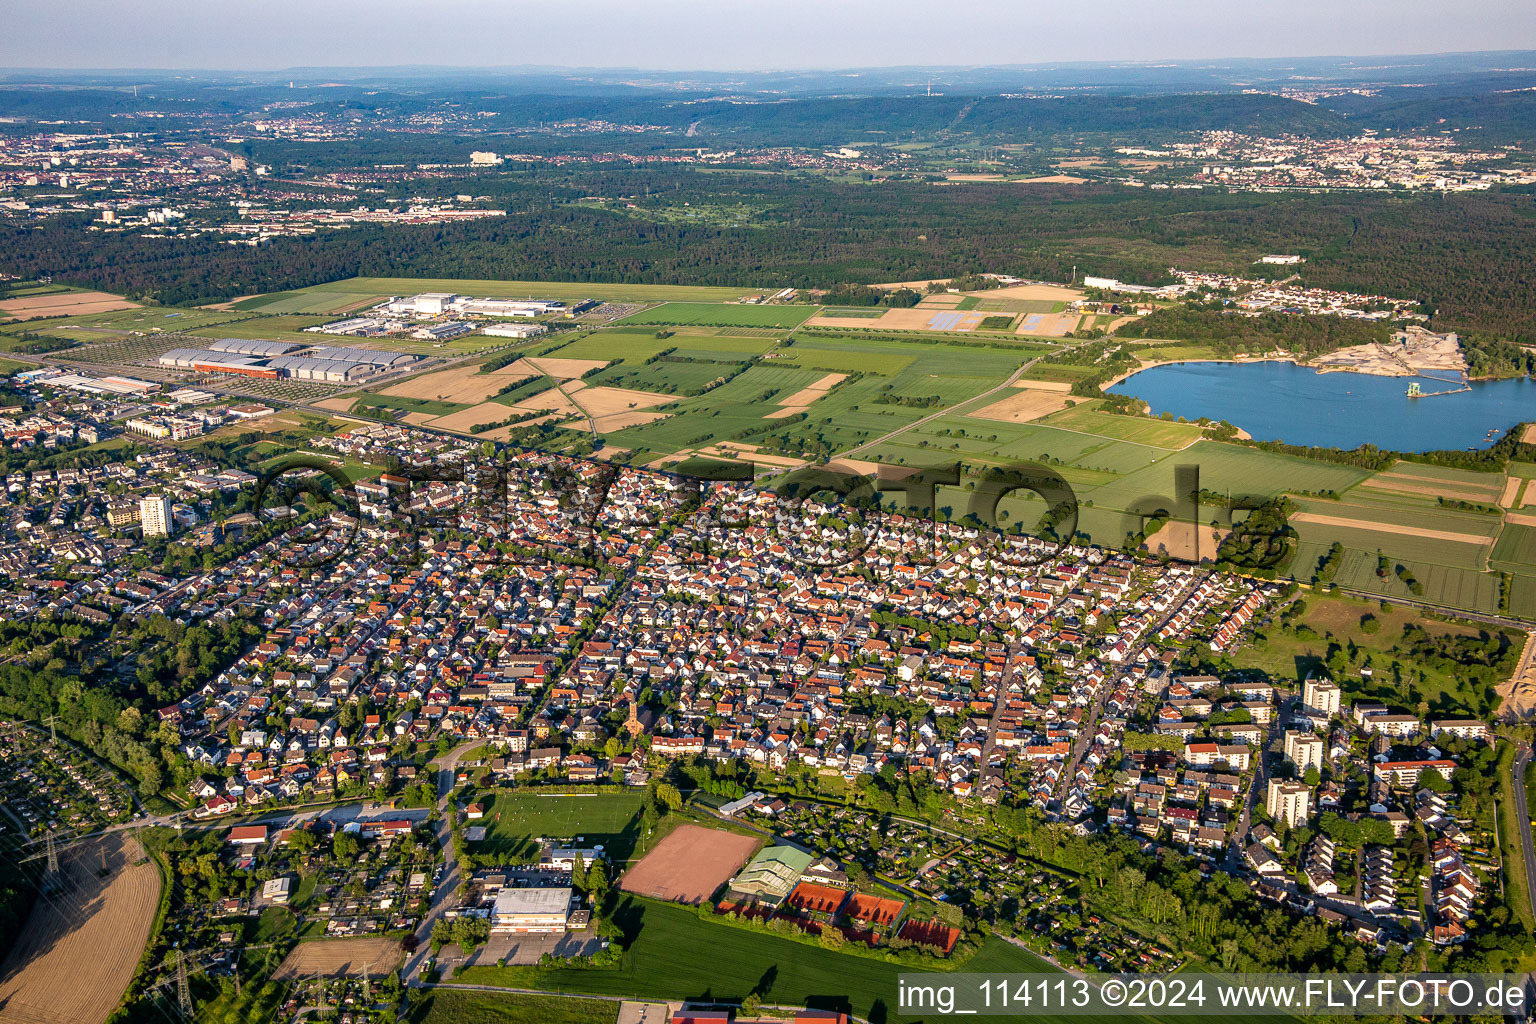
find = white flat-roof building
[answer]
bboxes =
[491,886,572,933]
[481,322,547,339]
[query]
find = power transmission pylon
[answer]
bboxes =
[44,829,60,877]
[175,951,192,1017]
[42,713,57,743]
[361,961,371,1003]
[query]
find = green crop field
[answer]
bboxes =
[775,346,915,376]
[546,328,775,366]
[470,790,644,863]
[54,307,245,332]
[593,360,747,396]
[617,302,819,329]
[185,314,329,340]
[236,290,384,315]
[409,990,616,1024]
[1039,402,1204,449]
[1492,524,1536,571]
[1509,575,1536,619]
[351,394,469,417]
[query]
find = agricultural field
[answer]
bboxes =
[0,835,162,1024]
[1492,523,1536,572]
[0,289,138,319]
[184,314,331,341]
[1038,401,1204,448]
[467,790,645,863]
[378,362,533,404]
[616,302,818,329]
[234,290,386,315]
[270,936,403,980]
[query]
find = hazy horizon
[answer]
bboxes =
[6,0,1536,72]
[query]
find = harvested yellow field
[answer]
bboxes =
[970,387,1074,424]
[401,411,439,426]
[426,402,520,432]
[381,363,531,403]
[516,356,610,379]
[510,389,581,416]
[1523,480,1536,508]
[917,294,965,307]
[825,457,883,476]
[0,291,137,318]
[1506,511,1536,528]
[1290,512,1490,546]
[970,283,1084,303]
[1498,476,1523,508]
[1524,424,1536,445]
[695,443,806,469]
[312,397,358,413]
[0,835,160,1024]
[578,386,676,417]
[1359,472,1502,503]
[1013,379,1073,392]
[272,937,402,980]
[776,373,846,407]
[1144,522,1231,562]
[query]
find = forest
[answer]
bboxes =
[7,180,1536,335]
[1115,305,1393,355]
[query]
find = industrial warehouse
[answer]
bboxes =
[159,341,417,382]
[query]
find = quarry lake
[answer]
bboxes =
[1107,360,1536,452]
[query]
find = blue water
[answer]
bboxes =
[1107,360,1536,452]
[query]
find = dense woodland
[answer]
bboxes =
[7,180,1536,335]
[1117,305,1395,355]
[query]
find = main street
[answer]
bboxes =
[400,739,485,986]
[1511,743,1536,927]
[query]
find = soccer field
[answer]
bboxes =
[470,790,644,862]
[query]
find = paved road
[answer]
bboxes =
[1511,744,1536,926]
[401,740,485,985]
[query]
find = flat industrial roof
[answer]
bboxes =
[493,886,572,915]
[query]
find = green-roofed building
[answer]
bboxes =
[726,844,815,907]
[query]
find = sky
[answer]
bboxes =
[4,0,1535,70]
